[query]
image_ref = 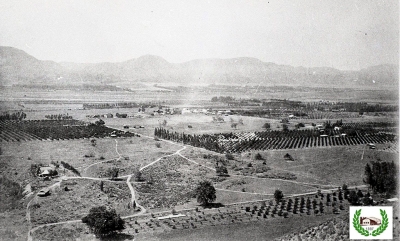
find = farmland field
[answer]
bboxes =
[0,90,398,241]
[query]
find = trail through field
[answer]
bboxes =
[137,146,186,172]
[126,175,146,215]
[79,157,118,172]
[26,137,177,240]
[24,129,369,241]
[176,152,216,172]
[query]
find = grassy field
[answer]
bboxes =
[0,89,398,241]
[215,177,318,196]
[134,155,216,212]
[30,179,134,226]
[140,212,349,241]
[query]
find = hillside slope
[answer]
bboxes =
[0,46,398,88]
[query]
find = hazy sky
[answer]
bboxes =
[0,0,398,70]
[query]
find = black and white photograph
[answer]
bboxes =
[0,1,398,240]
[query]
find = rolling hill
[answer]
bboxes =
[0,46,398,88]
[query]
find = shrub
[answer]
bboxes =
[155,142,161,148]
[274,189,284,203]
[263,123,271,129]
[254,153,264,160]
[225,153,234,160]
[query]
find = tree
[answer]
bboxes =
[365,161,397,197]
[216,165,228,176]
[357,190,364,198]
[82,206,125,237]
[274,189,284,203]
[134,170,145,182]
[95,119,105,126]
[91,139,97,147]
[231,123,238,129]
[254,153,264,160]
[107,168,119,180]
[263,123,271,129]
[282,124,289,132]
[195,181,216,206]
[348,190,359,205]
[363,163,373,187]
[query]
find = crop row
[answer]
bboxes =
[0,120,135,142]
[154,127,396,153]
[124,190,348,235]
[219,133,394,153]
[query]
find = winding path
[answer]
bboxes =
[25,129,367,240]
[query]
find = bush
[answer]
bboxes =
[254,153,264,160]
[225,153,234,160]
[263,123,271,129]
[155,143,161,148]
[216,166,229,176]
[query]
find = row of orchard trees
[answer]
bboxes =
[0,111,26,121]
[45,114,73,120]
[154,127,223,153]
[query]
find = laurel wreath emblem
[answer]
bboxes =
[371,209,389,236]
[352,209,389,237]
[353,209,370,236]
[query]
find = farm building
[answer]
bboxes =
[182,108,191,114]
[360,217,381,226]
[103,113,113,118]
[38,166,57,177]
[300,126,315,130]
[37,188,50,197]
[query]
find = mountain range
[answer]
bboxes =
[0,46,398,88]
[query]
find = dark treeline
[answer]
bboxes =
[364,161,397,197]
[0,111,26,121]
[211,96,397,113]
[83,102,141,109]
[154,127,222,153]
[45,114,73,120]
[61,161,81,176]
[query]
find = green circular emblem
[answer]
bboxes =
[353,209,389,237]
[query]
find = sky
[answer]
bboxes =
[0,0,398,70]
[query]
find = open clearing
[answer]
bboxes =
[30,179,135,226]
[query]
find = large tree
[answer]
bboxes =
[274,189,284,203]
[364,161,397,196]
[195,181,216,206]
[82,206,125,237]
